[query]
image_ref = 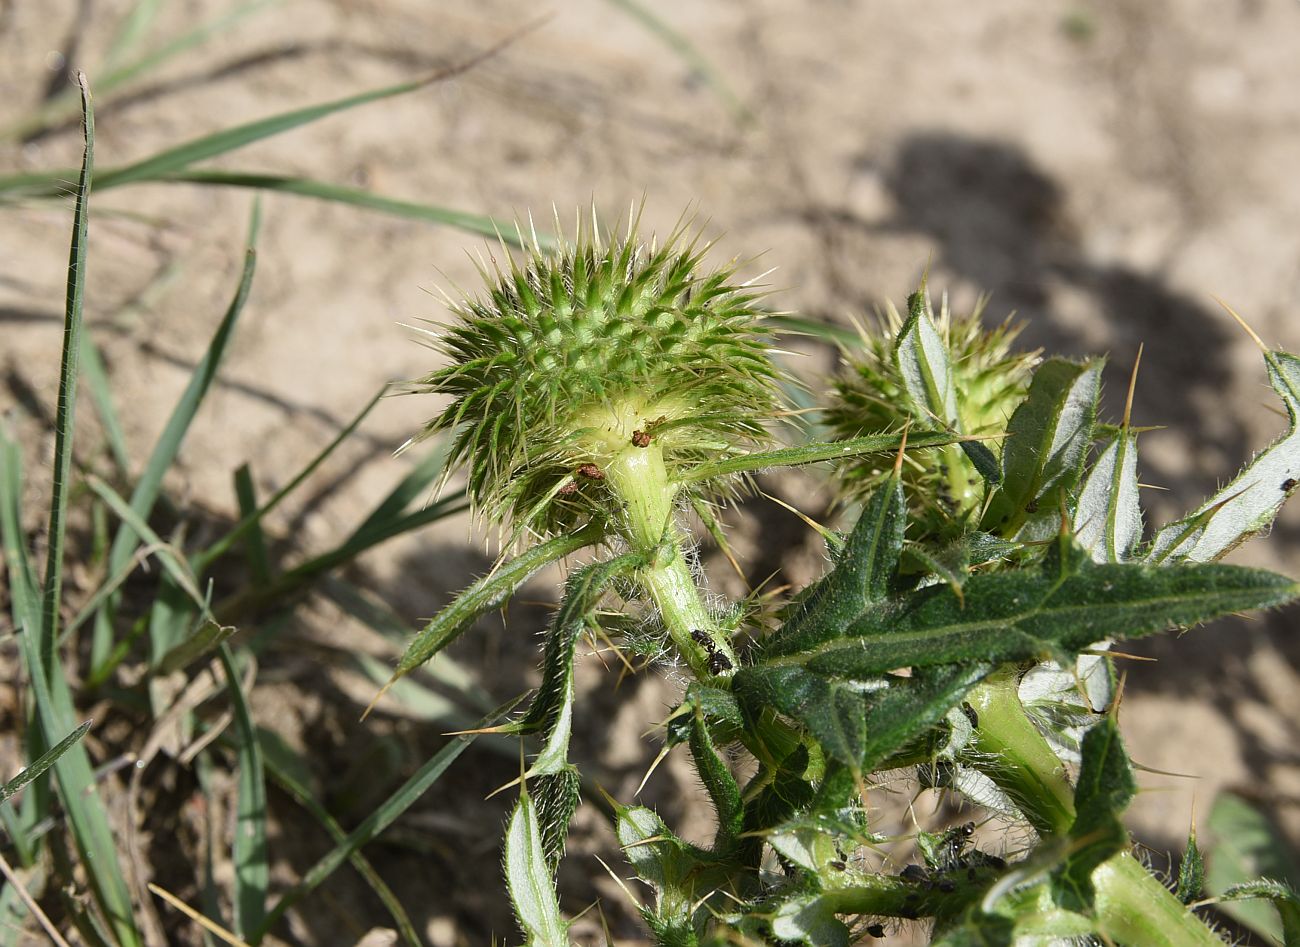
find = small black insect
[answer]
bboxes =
[691,630,734,674]
[1283,478,1297,492]
[1024,499,1039,513]
[865,923,886,938]
[961,702,979,729]
[829,859,847,871]
[900,864,930,885]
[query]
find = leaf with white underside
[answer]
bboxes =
[896,287,959,427]
[1074,432,1142,564]
[983,358,1103,532]
[505,786,570,947]
[1149,350,1300,563]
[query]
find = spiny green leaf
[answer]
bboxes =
[1055,717,1135,910]
[1177,822,1205,905]
[1150,350,1300,563]
[759,552,1298,679]
[769,895,850,947]
[530,767,582,872]
[764,475,905,657]
[685,710,744,849]
[508,554,639,775]
[734,665,866,769]
[896,286,958,427]
[983,358,1103,533]
[734,663,990,772]
[1219,880,1300,945]
[1074,431,1142,563]
[505,785,570,947]
[679,430,967,483]
[387,522,603,683]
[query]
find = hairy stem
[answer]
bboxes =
[966,668,1222,946]
[602,441,735,679]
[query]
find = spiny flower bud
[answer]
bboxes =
[404,213,790,536]
[826,293,1039,535]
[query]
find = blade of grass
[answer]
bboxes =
[91,200,259,670]
[764,313,863,347]
[86,474,213,614]
[232,465,271,585]
[0,0,275,142]
[214,494,470,623]
[192,387,384,574]
[0,720,93,806]
[77,334,132,476]
[0,20,540,197]
[249,694,526,944]
[678,429,970,483]
[102,0,167,72]
[23,76,143,946]
[252,729,420,947]
[217,646,267,938]
[603,0,751,123]
[156,171,535,245]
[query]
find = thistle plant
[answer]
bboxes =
[389,215,1300,946]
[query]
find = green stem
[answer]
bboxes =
[966,668,1223,946]
[966,668,1075,836]
[602,441,734,679]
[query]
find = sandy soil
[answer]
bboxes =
[3,0,1300,944]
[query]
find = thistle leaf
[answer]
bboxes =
[1054,717,1135,910]
[1149,350,1300,563]
[733,663,990,771]
[388,522,602,684]
[769,896,850,947]
[510,554,640,775]
[505,785,570,947]
[983,358,1103,533]
[896,287,959,427]
[1073,432,1142,563]
[758,550,1297,679]
[763,475,905,657]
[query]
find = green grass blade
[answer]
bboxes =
[217,646,268,938]
[679,430,969,483]
[77,334,131,476]
[101,0,167,71]
[24,81,143,944]
[0,27,529,199]
[86,474,212,613]
[233,464,271,585]
[0,720,93,805]
[254,730,420,947]
[38,73,94,674]
[603,0,751,124]
[94,201,259,668]
[249,695,525,944]
[193,387,383,573]
[156,171,531,245]
[0,0,274,142]
[0,428,41,632]
[94,76,438,191]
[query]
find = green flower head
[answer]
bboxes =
[826,292,1039,535]
[405,212,790,536]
